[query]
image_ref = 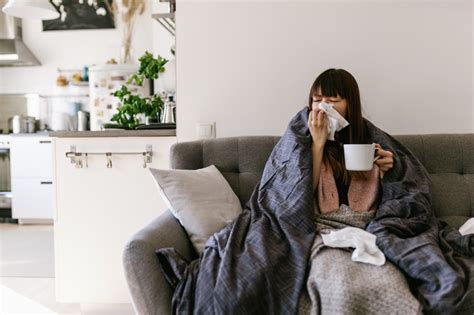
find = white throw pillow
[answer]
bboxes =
[149,165,242,254]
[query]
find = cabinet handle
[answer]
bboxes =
[39,140,51,144]
[40,181,53,185]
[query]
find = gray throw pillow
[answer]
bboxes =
[149,165,242,254]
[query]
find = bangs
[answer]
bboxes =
[311,69,348,99]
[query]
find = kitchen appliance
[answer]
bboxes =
[10,115,36,133]
[50,112,74,131]
[40,93,87,131]
[0,135,12,216]
[161,95,176,124]
[88,64,150,131]
[0,0,41,67]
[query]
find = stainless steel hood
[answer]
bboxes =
[0,2,40,67]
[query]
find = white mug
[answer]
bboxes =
[343,144,376,171]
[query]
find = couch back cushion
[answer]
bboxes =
[170,134,473,228]
[394,134,473,228]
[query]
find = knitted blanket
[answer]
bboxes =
[298,204,422,315]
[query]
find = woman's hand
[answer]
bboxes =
[308,104,329,147]
[374,143,394,179]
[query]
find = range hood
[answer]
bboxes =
[0,5,40,67]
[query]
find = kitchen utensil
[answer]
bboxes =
[50,112,74,131]
[77,110,89,131]
[11,115,27,134]
[25,116,36,133]
[161,96,176,124]
[11,115,37,134]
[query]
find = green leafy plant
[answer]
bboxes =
[128,51,168,86]
[110,51,168,129]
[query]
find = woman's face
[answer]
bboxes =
[312,88,348,118]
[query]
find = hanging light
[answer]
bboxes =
[2,0,60,20]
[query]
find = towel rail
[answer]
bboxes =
[65,145,152,169]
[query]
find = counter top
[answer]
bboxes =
[8,132,50,137]
[48,129,176,138]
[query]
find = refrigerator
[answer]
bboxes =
[88,64,150,131]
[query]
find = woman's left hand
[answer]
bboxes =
[374,143,394,179]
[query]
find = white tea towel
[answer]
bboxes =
[318,102,349,141]
[321,226,386,266]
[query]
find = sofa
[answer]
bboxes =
[123,134,474,315]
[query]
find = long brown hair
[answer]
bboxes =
[308,68,370,183]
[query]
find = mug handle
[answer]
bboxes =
[373,143,381,162]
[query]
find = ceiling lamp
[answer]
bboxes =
[2,0,59,20]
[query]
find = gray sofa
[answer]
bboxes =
[123,134,474,315]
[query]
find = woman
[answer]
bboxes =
[308,68,393,197]
[298,68,423,314]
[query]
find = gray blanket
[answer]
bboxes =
[364,120,474,314]
[156,107,474,314]
[298,204,423,315]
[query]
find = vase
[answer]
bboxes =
[159,58,176,93]
[119,14,138,64]
[120,36,134,64]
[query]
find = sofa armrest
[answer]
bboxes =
[122,209,195,315]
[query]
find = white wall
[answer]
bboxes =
[0,0,174,94]
[176,0,473,142]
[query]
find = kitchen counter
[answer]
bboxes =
[53,134,176,303]
[8,132,50,137]
[49,129,176,138]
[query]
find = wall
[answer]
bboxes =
[0,0,174,95]
[176,0,473,142]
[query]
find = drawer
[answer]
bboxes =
[11,177,54,219]
[10,137,53,179]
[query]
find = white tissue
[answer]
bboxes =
[317,102,349,141]
[459,218,474,235]
[321,227,386,266]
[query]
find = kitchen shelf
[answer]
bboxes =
[152,0,176,36]
[39,94,89,98]
[152,12,175,36]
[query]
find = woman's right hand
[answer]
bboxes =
[308,103,329,147]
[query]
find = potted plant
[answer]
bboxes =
[107,51,168,130]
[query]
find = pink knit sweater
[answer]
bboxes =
[317,160,381,214]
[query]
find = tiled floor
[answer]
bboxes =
[0,223,54,278]
[0,223,135,315]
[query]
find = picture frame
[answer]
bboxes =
[42,0,115,31]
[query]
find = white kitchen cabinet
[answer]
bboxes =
[11,178,54,219]
[10,137,53,178]
[53,135,176,304]
[10,135,54,220]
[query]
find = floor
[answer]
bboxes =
[0,223,135,315]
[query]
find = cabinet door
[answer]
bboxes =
[10,136,53,179]
[54,136,176,303]
[11,178,54,219]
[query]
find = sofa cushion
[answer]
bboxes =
[169,135,473,229]
[149,165,243,254]
[394,134,474,224]
[170,136,280,206]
